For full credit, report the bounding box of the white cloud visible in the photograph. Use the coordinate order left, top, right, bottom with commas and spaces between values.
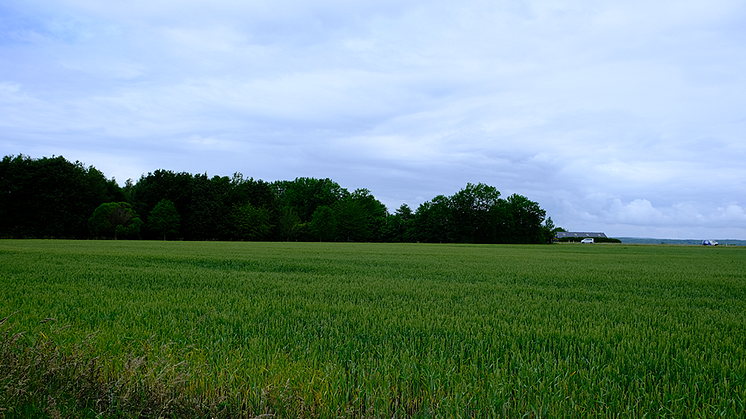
551, 195, 746, 239
186, 135, 245, 152
609, 199, 664, 225
713, 204, 746, 225
2, 0, 746, 238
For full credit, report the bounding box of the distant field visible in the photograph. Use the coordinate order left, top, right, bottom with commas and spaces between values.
618, 237, 746, 246
1, 240, 745, 417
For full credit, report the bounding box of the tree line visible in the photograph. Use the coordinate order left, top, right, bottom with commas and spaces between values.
1, 154, 560, 243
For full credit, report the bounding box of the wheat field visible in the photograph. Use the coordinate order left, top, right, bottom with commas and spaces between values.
1, 240, 744, 417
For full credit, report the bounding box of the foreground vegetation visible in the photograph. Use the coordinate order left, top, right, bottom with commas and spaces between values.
1, 240, 744, 417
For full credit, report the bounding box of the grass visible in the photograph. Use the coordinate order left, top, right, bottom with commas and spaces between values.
1, 240, 745, 417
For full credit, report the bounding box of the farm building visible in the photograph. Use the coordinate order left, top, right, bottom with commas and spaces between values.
556, 232, 607, 239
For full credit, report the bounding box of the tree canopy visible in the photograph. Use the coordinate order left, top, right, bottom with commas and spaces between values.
2, 154, 560, 243
1, 154, 123, 238
148, 199, 181, 240
88, 202, 143, 239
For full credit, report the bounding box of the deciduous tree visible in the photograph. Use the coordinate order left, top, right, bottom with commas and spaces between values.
231, 202, 273, 241
308, 205, 336, 241
504, 194, 547, 244
148, 199, 180, 240
279, 207, 304, 241
411, 195, 453, 243
450, 183, 501, 243
273, 177, 346, 223
0, 154, 121, 238
88, 202, 142, 239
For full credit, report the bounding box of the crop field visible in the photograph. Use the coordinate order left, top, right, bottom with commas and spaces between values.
1, 240, 745, 418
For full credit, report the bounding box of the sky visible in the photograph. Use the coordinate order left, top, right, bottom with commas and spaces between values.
2, 0, 745, 239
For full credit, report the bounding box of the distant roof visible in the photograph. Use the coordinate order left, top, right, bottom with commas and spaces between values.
556, 232, 608, 238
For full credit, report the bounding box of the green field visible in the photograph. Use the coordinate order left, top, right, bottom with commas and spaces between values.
1, 240, 745, 418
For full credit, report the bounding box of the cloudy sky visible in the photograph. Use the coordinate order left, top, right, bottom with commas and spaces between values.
2, 0, 745, 239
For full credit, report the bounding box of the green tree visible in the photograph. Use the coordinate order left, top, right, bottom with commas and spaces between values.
308, 205, 337, 241
88, 202, 143, 239
231, 202, 273, 241
395, 203, 414, 220
330, 188, 389, 242
132, 171, 276, 241
334, 199, 368, 241
229, 173, 277, 209
503, 194, 547, 244
148, 199, 181, 240
279, 207, 304, 241
0, 154, 122, 238
179, 174, 234, 240
450, 183, 501, 243
382, 204, 415, 242
541, 216, 556, 243
273, 177, 347, 223
130, 169, 193, 239
229, 174, 279, 240
349, 188, 389, 241
411, 195, 453, 243
489, 200, 513, 244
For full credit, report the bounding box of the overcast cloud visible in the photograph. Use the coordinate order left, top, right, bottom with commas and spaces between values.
2, 0, 745, 239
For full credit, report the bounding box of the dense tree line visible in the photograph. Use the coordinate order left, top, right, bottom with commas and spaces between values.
0, 155, 123, 238
1, 154, 557, 243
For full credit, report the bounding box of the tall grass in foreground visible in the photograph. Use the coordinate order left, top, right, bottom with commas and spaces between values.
1, 240, 745, 417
